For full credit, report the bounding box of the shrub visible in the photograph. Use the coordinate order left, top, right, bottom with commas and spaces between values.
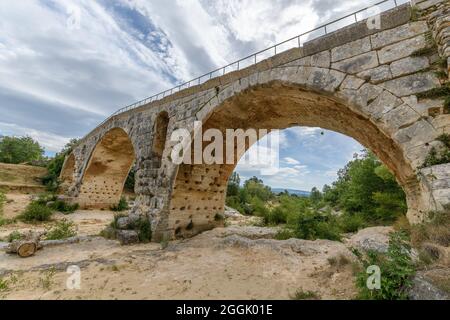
45, 219, 77, 240
49, 200, 79, 214
275, 228, 295, 240
135, 217, 152, 243
19, 202, 53, 222
0, 278, 8, 292
7, 231, 23, 242
110, 197, 128, 212
338, 213, 367, 233
354, 231, 415, 300
290, 208, 341, 241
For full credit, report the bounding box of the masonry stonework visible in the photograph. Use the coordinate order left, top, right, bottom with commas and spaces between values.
60, 0, 450, 241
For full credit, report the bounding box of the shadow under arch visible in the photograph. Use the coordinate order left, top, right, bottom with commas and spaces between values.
77, 127, 135, 209
167, 81, 424, 239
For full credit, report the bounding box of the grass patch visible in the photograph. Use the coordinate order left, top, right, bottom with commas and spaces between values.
18, 202, 53, 222
0, 278, 8, 292
416, 85, 450, 100
39, 267, 56, 290
45, 219, 77, 240
290, 289, 320, 300
410, 210, 450, 247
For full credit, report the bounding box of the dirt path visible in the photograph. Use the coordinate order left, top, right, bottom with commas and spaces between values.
0, 224, 358, 300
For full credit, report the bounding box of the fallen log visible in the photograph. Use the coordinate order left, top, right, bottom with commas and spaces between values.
4, 231, 45, 258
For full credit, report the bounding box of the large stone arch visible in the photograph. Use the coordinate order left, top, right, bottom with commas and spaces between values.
77, 127, 136, 209
166, 74, 438, 239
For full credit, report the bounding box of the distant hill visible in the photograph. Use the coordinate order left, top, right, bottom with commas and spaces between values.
271, 188, 310, 197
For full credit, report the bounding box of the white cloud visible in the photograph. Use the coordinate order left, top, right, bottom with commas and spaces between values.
284, 157, 300, 165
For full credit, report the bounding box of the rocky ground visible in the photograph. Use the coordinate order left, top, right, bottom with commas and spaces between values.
0, 200, 365, 300
0, 188, 447, 300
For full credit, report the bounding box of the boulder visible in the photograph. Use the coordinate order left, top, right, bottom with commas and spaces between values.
408, 272, 449, 300
116, 230, 139, 245
346, 226, 393, 253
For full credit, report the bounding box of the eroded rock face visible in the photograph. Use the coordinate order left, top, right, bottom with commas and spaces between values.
61, 0, 450, 241
409, 272, 450, 300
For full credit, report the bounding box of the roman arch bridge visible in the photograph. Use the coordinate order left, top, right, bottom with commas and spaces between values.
60, 0, 450, 241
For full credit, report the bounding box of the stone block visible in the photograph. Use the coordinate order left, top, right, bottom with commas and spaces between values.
378, 34, 428, 64
331, 51, 379, 74
357, 65, 393, 83
380, 72, 440, 97
390, 56, 430, 78
331, 36, 371, 62
116, 230, 139, 245
371, 21, 429, 49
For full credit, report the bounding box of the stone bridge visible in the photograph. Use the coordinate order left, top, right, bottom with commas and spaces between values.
60, 0, 450, 241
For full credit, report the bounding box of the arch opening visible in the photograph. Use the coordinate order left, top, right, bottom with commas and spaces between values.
152, 111, 169, 169
167, 81, 423, 238
78, 127, 135, 209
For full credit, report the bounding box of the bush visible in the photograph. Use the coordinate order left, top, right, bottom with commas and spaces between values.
354, 231, 415, 300
45, 219, 77, 240
49, 200, 79, 214
110, 197, 128, 211
19, 202, 53, 222
289, 208, 341, 241
135, 217, 152, 243
338, 213, 367, 233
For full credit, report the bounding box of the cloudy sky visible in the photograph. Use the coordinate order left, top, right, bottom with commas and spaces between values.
0, 0, 406, 191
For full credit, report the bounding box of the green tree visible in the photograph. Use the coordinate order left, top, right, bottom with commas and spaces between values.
0, 136, 44, 164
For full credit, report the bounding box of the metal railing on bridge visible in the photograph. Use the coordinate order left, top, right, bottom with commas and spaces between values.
86, 0, 407, 137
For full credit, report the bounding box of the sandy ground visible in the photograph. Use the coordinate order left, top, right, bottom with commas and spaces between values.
0, 192, 114, 240
0, 226, 358, 300
0, 203, 359, 300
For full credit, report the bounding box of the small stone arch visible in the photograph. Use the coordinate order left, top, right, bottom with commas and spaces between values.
77, 127, 136, 209
151, 111, 170, 169
59, 153, 76, 193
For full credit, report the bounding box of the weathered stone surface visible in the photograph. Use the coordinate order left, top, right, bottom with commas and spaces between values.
371, 21, 428, 49
380, 72, 440, 96
357, 65, 392, 83
116, 230, 139, 245
365, 90, 403, 121
331, 37, 371, 62
408, 273, 449, 300
331, 51, 378, 74
339, 75, 365, 90
378, 35, 428, 64
310, 50, 330, 68
390, 56, 430, 78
